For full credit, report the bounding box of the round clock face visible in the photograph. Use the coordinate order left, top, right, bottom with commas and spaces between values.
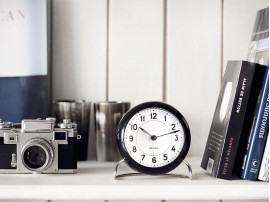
117, 102, 190, 175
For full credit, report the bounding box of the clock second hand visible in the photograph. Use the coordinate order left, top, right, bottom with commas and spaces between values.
153, 137, 155, 157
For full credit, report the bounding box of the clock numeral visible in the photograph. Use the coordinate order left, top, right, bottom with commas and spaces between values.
171, 123, 176, 130
152, 157, 156, 163
133, 146, 137, 152
129, 135, 133, 142
164, 115, 167, 121
140, 115, 145, 122
163, 154, 168, 160
150, 113, 157, 119
131, 124, 137, 130
175, 134, 178, 141
141, 154, 145, 161
171, 146, 175, 152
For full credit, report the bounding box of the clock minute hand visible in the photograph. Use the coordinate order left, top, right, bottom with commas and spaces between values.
139, 127, 152, 137
157, 130, 180, 138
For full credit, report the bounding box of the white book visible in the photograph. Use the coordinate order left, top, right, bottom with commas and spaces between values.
258, 135, 269, 181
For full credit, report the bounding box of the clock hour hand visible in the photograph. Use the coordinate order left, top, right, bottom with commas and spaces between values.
157, 130, 180, 138
139, 127, 152, 137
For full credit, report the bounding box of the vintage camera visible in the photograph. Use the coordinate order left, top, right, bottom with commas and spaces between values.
0, 118, 77, 174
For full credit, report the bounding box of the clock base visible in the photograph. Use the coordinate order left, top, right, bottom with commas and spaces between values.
114, 158, 193, 180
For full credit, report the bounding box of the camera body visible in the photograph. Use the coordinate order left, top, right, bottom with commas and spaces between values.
0, 118, 77, 174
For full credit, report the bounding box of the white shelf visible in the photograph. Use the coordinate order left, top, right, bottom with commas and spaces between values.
0, 157, 268, 200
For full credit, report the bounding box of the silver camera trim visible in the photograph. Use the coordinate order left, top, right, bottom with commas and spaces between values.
21, 138, 54, 173
22, 119, 54, 133
4, 133, 18, 144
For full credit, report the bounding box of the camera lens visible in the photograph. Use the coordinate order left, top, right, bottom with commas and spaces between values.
23, 146, 47, 169
21, 138, 54, 172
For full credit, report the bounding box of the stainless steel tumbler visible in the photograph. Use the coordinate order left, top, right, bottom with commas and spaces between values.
53, 100, 91, 161
94, 102, 131, 161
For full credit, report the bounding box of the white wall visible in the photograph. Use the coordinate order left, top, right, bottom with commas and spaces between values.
52, 0, 269, 160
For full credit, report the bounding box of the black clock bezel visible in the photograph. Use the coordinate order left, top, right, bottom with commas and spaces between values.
116, 101, 191, 175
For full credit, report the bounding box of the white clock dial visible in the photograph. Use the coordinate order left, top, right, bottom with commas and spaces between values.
124, 107, 185, 168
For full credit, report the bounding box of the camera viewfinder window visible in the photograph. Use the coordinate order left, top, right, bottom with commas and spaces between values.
54, 132, 67, 140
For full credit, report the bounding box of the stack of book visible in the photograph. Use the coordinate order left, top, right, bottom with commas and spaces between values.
201, 7, 269, 181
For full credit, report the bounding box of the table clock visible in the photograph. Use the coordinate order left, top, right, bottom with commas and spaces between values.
115, 101, 192, 179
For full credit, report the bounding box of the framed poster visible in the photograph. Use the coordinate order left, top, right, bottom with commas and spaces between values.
0, 0, 49, 122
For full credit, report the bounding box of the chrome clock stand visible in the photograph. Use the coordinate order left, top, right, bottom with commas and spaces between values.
114, 158, 193, 180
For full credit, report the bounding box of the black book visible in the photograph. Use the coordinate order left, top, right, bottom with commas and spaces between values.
201, 61, 266, 180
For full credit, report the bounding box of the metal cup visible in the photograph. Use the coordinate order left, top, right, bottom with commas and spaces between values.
94, 102, 130, 161
53, 100, 91, 161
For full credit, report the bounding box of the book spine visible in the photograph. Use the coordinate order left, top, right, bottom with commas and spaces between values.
233, 64, 267, 177
217, 62, 256, 179
200, 61, 243, 177
241, 67, 269, 180
258, 135, 269, 181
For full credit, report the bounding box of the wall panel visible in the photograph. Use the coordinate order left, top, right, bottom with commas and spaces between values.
108, 0, 164, 106
166, 0, 222, 157
223, 0, 268, 73
52, 0, 107, 159
52, 0, 107, 101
